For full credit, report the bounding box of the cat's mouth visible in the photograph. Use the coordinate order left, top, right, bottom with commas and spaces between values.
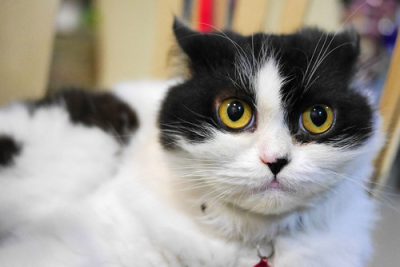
250, 178, 293, 194
266, 179, 283, 190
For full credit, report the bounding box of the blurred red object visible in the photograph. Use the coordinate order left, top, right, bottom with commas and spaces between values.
199, 0, 214, 32
254, 257, 271, 267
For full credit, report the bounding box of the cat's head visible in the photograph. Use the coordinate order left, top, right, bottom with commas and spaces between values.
159, 20, 383, 216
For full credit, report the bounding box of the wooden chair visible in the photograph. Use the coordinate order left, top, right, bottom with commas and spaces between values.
373, 36, 400, 191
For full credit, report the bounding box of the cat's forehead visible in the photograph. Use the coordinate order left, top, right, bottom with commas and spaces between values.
253, 59, 283, 115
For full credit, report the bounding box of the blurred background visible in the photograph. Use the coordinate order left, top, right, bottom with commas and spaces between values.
0, 0, 399, 266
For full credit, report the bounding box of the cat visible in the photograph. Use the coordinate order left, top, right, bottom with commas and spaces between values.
0, 19, 384, 267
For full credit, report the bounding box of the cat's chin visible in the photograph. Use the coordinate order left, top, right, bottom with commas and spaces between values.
224, 189, 303, 216
219, 178, 310, 216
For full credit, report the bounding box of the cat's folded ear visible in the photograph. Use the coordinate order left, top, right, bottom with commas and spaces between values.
335, 28, 360, 64
173, 18, 199, 56
173, 18, 242, 74
300, 27, 360, 62
298, 27, 361, 76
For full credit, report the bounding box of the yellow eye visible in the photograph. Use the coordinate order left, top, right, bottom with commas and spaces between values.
302, 105, 334, 134
218, 98, 253, 130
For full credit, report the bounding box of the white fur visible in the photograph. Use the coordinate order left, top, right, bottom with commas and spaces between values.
0, 103, 121, 234
0, 72, 383, 267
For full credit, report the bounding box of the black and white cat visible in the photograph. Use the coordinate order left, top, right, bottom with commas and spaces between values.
0, 20, 383, 267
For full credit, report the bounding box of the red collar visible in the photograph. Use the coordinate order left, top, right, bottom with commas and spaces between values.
254, 243, 274, 267
254, 257, 271, 267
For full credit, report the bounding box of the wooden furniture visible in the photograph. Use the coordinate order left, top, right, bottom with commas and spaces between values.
373, 36, 400, 191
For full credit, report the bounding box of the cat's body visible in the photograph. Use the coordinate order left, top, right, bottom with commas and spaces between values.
0, 22, 384, 267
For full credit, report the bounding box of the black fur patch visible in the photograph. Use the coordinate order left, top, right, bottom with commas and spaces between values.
35, 89, 139, 143
201, 203, 207, 213
0, 135, 21, 166
159, 20, 373, 149
160, 21, 256, 148
159, 78, 256, 148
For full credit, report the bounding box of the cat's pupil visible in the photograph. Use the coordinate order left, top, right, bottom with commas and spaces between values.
310, 106, 327, 127
227, 101, 244, 121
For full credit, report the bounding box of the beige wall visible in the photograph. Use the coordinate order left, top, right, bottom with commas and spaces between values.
96, 0, 182, 87
265, 0, 340, 33
305, 0, 341, 31
0, 0, 59, 105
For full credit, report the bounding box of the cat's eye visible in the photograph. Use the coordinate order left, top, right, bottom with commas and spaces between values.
301, 105, 334, 134
218, 98, 253, 130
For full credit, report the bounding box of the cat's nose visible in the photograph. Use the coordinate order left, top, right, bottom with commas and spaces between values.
265, 158, 289, 175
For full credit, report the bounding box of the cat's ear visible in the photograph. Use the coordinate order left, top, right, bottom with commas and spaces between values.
173, 18, 199, 57
336, 28, 360, 65
173, 18, 241, 73
299, 27, 360, 67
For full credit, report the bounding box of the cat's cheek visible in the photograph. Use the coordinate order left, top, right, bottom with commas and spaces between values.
279, 143, 352, 194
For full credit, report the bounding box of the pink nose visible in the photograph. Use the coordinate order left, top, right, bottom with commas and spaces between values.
260, 156, 289, 175
260, 152, 276, 165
